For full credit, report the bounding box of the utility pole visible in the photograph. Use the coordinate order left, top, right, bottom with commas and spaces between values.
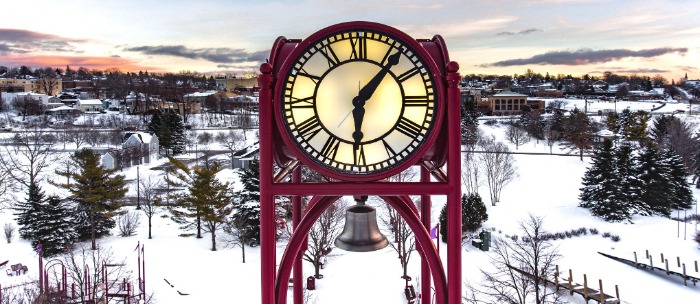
136, 166, 141, 210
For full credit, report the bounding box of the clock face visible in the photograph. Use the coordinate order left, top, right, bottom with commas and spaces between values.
279, 28, 439, 177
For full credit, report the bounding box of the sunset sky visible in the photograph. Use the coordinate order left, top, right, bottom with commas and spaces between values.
1, 0, 698, 81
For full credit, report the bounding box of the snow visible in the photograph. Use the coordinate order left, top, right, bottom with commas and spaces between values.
2, 99, 700, 303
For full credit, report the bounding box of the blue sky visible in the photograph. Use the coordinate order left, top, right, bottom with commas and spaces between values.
1, 0, 698, 80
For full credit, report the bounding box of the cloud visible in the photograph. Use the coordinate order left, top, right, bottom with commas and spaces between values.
590, 68, 669, 74
484, 47, 688, 67
496, 28, 543, 36
0, 29, 87, 54
123, 45, 268, 64
0, 55, 160, 72
678, 65, 697, 72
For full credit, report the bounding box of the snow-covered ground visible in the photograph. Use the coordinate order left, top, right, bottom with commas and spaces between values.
1, 99, 700, 303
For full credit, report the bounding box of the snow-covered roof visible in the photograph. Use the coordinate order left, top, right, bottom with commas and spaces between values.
48, 105, 77, 111
126, 132, 155, 144
78, 99, 103, 105
185, 91, 218, 98
492, 91, 526, 97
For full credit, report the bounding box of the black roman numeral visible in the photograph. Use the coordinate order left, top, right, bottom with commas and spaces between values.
380, 42, 398, 66
349, 34, 367, 60
403, 96, 430, 107
295, 116, 322, 140
396, 117, 423, 138
297, 68, 321, 84
318, 44, 340, 68
289, 96, 314, 109
320, 136, 340, 160
397, 67, 420, 83
382, 139, 397, 157
353, 144, 366, 166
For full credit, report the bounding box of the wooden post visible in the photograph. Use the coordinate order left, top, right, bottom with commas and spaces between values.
645, 249, 649, 259
661, 252, 664, 262
683, 264, 688, 286
665, 259, 669, 273
695, 260, 698, 272
599, 279, 604, 303
555, 265, 560, 290
583, 274, 588, 299
650, 256, 654, 271
634, 251, 638, 267
615, 285, 620, 302
568, 269, 574, 295
677, 256, 681, 268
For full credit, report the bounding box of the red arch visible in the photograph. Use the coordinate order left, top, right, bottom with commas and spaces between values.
274, 195, 446, 303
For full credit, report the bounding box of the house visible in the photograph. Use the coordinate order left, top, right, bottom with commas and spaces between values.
77, 99, 104, 113
47, 105, 81, 118
122, 132, 159, 166
101, 150, 117, 170
488, 91, 528, 116
232, 143, 259, 170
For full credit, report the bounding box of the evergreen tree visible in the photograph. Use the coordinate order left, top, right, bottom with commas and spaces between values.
635, 145, 675, 216
54, 149, 127, 250
609, 142, 641, 221
438, 193, 488, 242
233, 159, 262, 246
190, 162, 232, 251
661, 149, 694, 210
230, 159, 288, 246
648, 115, 673, 147
579, 139, 627, 220
33, 196, 78, 257
561, 108, 596, 161
460, 94, 481, 146
148, 110, 186, 155
14, 183, 43, 239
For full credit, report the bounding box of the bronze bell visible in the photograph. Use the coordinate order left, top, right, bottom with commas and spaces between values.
335, 197, 389, 252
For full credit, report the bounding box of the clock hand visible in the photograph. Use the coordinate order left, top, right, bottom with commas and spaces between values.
350, 52, 400, 149
337, 81, 361, 128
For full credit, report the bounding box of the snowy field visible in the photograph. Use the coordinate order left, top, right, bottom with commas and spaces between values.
1, 98, 700, 304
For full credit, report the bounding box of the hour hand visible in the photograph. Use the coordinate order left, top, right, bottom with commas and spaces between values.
351, 105, 364, 149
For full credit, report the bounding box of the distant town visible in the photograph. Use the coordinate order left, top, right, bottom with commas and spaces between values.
1, 65, 699, 122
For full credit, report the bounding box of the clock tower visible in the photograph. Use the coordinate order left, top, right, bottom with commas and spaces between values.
258, 21, 463, 304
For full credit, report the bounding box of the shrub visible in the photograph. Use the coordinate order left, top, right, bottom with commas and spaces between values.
610, 235, 620, 242
589, 228, 599, 235
3, 223, 15, 244
694, 231, 700, 247
602, 232, 611, 238
118, 210, 141, 237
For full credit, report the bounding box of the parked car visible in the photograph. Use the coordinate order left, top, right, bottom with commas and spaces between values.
0, 126, 12, 132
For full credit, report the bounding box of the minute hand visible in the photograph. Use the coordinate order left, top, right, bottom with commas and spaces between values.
353, 51, 401, 105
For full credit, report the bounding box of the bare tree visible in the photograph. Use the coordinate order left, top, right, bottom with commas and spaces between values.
478, 136, 518, 206
462, 150, 482, 196
4, 222, 15, 243
304, 198, 347, 279
543, 128, 561, 155
0, 283, 40, 303
465, 214, 563, 304
12, 95, 44, 121
222, 214, 255, 263
380, 199, 416, 281
62, 244, 129, 304
215, 130, 245, 169
0, 130, 56, 192
66, 128, 87, 150
506, 123, 530, 150
139, 174, 163, 239
118, 210, 141, 237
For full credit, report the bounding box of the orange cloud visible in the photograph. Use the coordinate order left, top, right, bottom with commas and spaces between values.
0, 55, 163, 72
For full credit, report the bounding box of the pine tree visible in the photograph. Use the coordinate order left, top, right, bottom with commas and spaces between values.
438, 193, 488, 242
191, 162, 232, 251
561, 108, 595, 161
662, 149, 694, 210
233, 159, 262, 246
229, 159, 288, 246
609, 142, 641, 221
54, 149, 127, 250
148, 110, 186, 155
579, 139, 627, 220
636, 145, 675, 216
14, 183, 43, 239
165, 111, 186, 154
33, 196, 78, 257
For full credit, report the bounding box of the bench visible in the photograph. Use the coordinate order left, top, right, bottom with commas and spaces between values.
6, 263, 27, 276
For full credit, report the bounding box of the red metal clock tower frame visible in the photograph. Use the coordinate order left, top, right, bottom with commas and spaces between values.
258, 21, 462, 304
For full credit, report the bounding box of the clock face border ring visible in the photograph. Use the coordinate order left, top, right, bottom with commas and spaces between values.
273, 21, 445, 182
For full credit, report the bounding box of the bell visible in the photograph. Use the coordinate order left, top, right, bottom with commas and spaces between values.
335, 197, 389, 252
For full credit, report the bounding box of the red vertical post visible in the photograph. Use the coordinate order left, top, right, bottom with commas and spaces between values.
39, 248, 44, 293
420, 166, 432, 303
259, 63, 276, 304
445, 61, 462, 304
142, 244, 146, 300
292, 166, 303, 304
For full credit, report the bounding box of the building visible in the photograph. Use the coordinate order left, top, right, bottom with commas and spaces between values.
77, 99, 104, 113
489, 91, 528, 116
0, 78, 62, 94
122, 132, 160, 166
215, 77, 258, 94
